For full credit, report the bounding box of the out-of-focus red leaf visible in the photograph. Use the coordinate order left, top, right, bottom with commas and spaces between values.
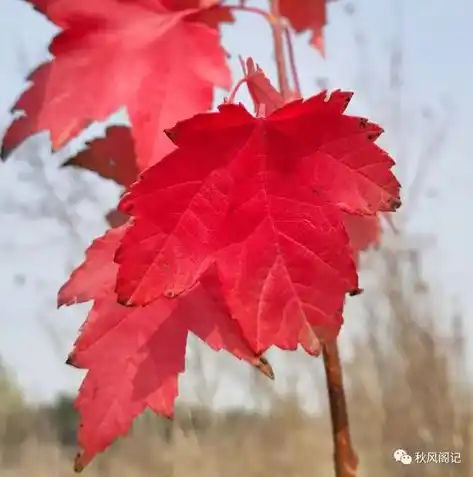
1, 0, 231, 169
280, 0, 335, 55
63, 126, 137, 187
166, 0, 234, 28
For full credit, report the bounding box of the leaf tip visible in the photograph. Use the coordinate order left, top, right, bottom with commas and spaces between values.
164, 128, 177, 144
367, 130, 383, 142
73, 451, 86, 473
389, 197, 402, 211
255, 355, 275, 380
60, 157, 75, 170
348, 288, 363, 297
57, 285, 74, 308
65, 352, 82, 369
0, 143, 12, 161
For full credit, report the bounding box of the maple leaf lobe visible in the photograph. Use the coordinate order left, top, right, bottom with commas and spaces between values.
62, 126, 138, 187
57, 225, 126, 307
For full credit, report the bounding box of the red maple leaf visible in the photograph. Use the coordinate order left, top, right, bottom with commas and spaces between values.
113, 91, 400, 353
60, 226, 272, 470
62, 126, 138, 187
279, 0, 335, 55
1, 0, 231, 169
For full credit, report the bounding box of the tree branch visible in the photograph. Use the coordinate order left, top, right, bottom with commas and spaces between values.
323, 340, 359, 477
269, 0, 291, 100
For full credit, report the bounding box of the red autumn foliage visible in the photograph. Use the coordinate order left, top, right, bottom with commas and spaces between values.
239, 58, 382, 253
59, 225, 272, 471
63, 126, 138, 187
114, 91, 399, 348
279, 0, 334, 54
2, 0, 230, 168
68, 60, 384, 253
1, 0, 401, 472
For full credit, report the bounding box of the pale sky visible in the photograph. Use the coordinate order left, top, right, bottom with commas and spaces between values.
0, 0, 472, 404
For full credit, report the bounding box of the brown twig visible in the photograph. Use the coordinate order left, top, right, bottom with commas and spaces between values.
283, 26, 301, 98
323, 340, 359, 477
269, 0, 291, 100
